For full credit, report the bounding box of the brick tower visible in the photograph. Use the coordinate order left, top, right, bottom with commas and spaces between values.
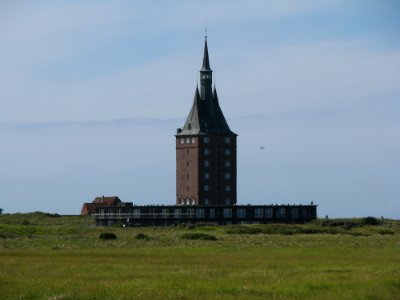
176, 37, 237, 206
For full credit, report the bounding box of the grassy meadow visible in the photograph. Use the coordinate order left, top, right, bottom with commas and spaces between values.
0, 213, 399, 299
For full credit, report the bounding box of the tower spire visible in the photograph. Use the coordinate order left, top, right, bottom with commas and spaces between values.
202, 34, 211, 71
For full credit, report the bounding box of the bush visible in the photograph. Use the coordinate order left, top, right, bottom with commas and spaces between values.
362, 217, 381, 226
99, 232, 117, 240
181, 233, 217, 241
135, 233, 150, 240
225, 226, 262, 234
225, 226, 262, 235
378, 229, 394, 235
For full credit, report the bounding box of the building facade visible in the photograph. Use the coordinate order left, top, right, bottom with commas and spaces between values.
175, 38, 237, 206
94, 204, 317, 227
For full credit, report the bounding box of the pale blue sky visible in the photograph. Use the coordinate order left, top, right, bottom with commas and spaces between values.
0, 1, 399, 218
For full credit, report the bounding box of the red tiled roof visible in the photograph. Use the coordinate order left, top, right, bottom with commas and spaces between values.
92, 196, 121, 205
81, 196, 122, 215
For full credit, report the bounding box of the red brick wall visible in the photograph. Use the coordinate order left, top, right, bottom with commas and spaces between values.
176, 135, 237, 205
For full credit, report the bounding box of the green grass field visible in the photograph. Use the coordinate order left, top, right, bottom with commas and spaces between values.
1, 213, 399, 299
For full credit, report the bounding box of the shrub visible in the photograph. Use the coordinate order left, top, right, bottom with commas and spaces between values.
378, 229, 394, 235
181, 233, 217, 241
362, 217, 381, 226
135, 233, 150, 240
99, 232, 117, 240
225, 226, 262, 235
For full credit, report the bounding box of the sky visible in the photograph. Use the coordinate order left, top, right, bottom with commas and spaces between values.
0, 0, 399, 218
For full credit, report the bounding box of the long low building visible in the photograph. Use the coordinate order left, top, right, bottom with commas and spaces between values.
94, 204, 317, 227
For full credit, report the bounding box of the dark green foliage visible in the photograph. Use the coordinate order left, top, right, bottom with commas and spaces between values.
225, 226, 262, 234
362, 216, 381, 225
225, 225, 340, 235
378, 229, 394, 235
99, 232, 117, 240
320, 219, 359, 228
181, 232, 217, 240
135, 233, 150, 240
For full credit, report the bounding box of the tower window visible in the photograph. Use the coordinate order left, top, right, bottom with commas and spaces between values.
204, 148, 210, 155
186, 138, 190, 143
204, 185, 209, 191
225, 161, 231, 167
225, 137, 231, 144
225, 173, 230, 180
204, 173, 210, 179
204, 198, 209, 205
225, 149, 231, 155
191, 137, 195, 143
225, 185, 231, 191
204, 137, 209, 143
204, 160, 210, 167
180, 138, 185, 144
225, 199, 230, 205
188, 123, 192, 130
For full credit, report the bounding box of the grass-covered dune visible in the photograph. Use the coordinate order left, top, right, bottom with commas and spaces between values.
1, 212, 399, 299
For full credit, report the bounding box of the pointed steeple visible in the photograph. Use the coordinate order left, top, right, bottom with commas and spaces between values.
199, 36, 213, 100
176, 38, 236, 136
201, 38, 211, 71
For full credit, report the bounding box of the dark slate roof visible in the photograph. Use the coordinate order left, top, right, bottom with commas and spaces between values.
178, 86, 236, 136
177, 40, 236, 136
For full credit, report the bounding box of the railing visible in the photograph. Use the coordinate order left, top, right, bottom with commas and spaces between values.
93, 213, 196, 219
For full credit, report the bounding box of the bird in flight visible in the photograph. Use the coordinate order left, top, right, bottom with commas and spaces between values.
260, 146, 266, 149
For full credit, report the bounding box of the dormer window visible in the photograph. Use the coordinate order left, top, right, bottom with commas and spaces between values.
188, 123, 192, 130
